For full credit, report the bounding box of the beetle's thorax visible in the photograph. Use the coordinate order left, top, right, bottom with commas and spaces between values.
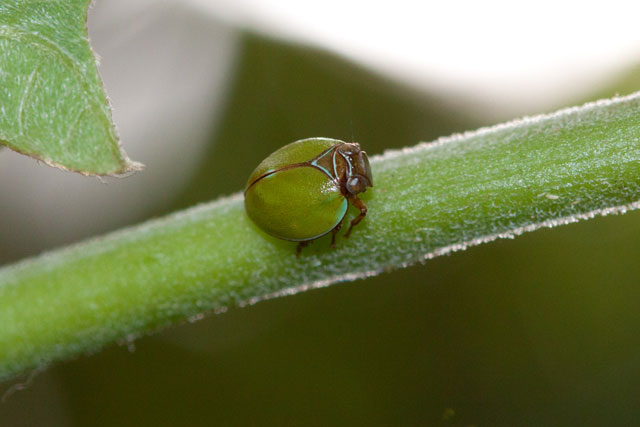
310, 142, 373, 196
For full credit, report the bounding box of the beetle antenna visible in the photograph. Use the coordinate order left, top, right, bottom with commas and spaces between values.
350, 119, 355, 143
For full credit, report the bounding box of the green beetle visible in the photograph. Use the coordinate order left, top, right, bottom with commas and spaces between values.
244, 137, 373, 255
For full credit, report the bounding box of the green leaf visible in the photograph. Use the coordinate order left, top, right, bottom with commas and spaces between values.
0, 0, 141, 175
1, 93, 639, 380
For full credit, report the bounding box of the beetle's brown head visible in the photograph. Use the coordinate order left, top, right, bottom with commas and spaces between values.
339, 143, 373, 195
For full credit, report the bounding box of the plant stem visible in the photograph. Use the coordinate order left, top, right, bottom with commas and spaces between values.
1, 93, 639, 381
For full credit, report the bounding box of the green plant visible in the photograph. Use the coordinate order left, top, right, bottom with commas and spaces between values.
1, 92, 639, 380
1, 0, 639, 390
0, 0, 140, 174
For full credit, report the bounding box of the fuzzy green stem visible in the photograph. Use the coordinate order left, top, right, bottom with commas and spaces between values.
1, 94, 639, 381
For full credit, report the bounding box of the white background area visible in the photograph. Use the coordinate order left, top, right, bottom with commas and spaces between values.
191, 0, 640, 113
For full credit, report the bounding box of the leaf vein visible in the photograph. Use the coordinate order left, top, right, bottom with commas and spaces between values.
17, 61, 40, 136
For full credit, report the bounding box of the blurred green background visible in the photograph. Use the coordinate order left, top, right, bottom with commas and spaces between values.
1, 2, 640, 426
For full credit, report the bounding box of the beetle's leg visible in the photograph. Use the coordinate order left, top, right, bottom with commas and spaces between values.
331, 221, 343, 248
296, 241, 310, 257
344, 195, 367, 238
